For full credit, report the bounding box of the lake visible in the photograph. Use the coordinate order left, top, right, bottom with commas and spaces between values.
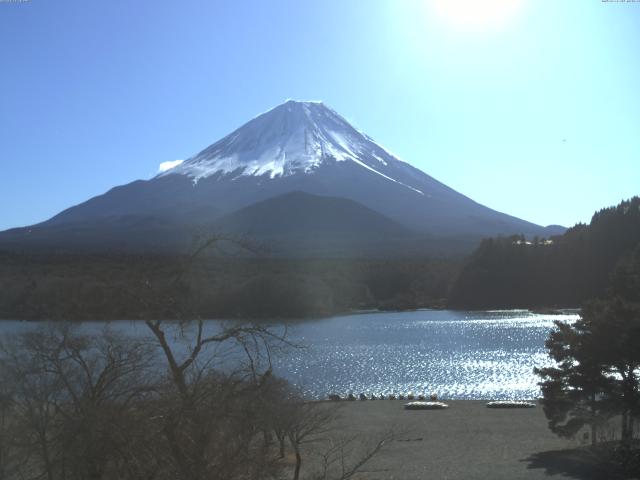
0, 309, 578, 400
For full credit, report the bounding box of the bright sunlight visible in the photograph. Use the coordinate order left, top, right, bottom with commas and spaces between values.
430, 0, 525, 32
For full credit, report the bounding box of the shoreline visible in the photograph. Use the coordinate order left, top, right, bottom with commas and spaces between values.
325, 400, 617, 479
0, 306, 581, 323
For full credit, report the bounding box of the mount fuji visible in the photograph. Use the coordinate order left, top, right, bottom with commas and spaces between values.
0, 100, 563, 255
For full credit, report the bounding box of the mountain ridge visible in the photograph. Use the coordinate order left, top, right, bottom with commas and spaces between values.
0, 100, 565, 255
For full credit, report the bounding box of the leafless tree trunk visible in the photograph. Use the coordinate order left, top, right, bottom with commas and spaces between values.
0, 235, 395, 480
282, 399, 339, 480
311, 431, 397, 480
0, 324, 157, 480
133, 235, 293, 480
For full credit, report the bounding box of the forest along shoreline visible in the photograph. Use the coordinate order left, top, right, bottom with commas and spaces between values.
1, 197, 637, 322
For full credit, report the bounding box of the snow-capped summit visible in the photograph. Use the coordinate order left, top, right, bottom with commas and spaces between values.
159, 100, 423, 194
0, 100, 565, 255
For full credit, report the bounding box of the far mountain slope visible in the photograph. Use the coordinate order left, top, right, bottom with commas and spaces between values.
213, 191, 423, 256
0, 100, 564, 255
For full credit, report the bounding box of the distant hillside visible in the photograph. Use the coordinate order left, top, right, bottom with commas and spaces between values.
216, 191, 412, 237
449, 197, 640, 309
0, 191, 483, 257
212, 191, 429, 256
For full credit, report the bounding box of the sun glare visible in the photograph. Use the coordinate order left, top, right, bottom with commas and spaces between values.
431, 0, 525, 32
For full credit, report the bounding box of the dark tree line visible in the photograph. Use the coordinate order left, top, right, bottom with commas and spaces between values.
0, 252, 460, 320
449, 197, 640, 309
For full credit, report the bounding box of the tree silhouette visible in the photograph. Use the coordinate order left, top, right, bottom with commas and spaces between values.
536, 243, 640, 455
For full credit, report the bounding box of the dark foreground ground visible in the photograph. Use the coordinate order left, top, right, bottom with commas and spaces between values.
327, 400, 630, 480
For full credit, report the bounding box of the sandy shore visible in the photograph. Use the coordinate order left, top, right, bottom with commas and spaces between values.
325, 400, 619, 480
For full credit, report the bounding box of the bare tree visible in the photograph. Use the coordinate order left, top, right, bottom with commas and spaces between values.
0, 363, 26, 480
311, 431, 397, 480
0, 235, 397, 480
285, 400, 338, 480
129, 235, 294, 480
139, 317, 292, 480
280, 394, 398, 480
0, 324, 157, 480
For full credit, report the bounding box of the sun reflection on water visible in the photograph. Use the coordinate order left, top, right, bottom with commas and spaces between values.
273, 310, 578, 400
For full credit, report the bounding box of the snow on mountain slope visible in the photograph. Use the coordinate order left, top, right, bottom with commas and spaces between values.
159, 100, 424, 195
0, 99, 565, 255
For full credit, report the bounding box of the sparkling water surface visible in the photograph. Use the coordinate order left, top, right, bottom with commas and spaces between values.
0, 309, 578, 400
271, 309, 577, 400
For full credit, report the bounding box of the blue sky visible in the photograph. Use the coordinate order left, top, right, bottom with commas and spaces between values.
0, 0, 638, 230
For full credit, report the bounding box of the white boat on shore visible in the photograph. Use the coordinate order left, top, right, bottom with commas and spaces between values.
486, 401, 536, 409
404, 401, 449, 410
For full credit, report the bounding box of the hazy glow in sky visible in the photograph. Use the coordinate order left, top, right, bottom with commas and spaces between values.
0, 0, 638, 230
430, 0, 525, 32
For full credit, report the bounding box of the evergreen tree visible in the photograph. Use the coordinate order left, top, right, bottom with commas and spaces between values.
536, 244, 640, 447
534, 316, 613, 445
450, 196, 640, 309
581, 298, 640, 444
